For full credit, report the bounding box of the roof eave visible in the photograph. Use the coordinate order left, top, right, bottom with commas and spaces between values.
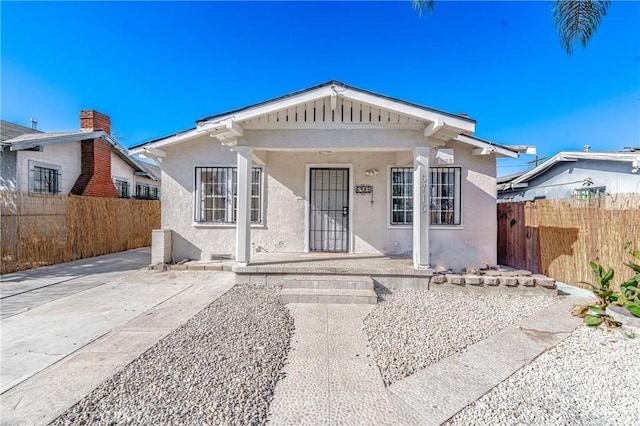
9, 131, 153, 178
453, 134, 520, 158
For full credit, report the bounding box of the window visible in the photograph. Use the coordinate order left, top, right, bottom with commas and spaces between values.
390, 167, 413, 225
389, 166, 462, 226
31, 165, 60, 194
114, 179, 130, 198
195, 166, 262, 224
573, 186, 605, 199
135, 183, 159, 200
430, 167, 461, 225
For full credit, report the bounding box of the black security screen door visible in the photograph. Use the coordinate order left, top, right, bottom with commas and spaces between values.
309, 168, 349, 252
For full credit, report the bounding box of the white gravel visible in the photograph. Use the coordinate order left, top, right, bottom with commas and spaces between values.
364, 288, 558, 385
52, 285, 294, 426
446, 326, 640, 425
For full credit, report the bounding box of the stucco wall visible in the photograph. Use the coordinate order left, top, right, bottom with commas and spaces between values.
161, 131, 498, 269
499, 159, 640, 201
429, 140, 497, 270
16, 142, 81, 193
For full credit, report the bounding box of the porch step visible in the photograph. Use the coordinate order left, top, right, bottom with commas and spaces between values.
280, 288, 377, 305
282, 275, 374, 290
280, 275, 376, 304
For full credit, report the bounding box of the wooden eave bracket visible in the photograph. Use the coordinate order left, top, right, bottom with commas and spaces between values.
423, 119, 445, 138
207, 119, 244, 142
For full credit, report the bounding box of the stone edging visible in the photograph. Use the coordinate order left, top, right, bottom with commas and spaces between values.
431, 272, 556, 290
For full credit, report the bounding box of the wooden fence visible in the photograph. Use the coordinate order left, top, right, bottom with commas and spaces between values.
497, 194, 640, 291
1, 192, 160, 274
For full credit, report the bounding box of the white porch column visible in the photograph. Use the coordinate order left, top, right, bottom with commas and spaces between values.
413, 146, 431, 268
235, 146, 252, 266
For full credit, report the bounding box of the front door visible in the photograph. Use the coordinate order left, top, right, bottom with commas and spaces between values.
309, 168, 349, 252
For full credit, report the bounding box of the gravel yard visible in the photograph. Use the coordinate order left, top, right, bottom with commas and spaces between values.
52, 285, 294, 426
364, 288, 558, 385
446, 326, 640, 425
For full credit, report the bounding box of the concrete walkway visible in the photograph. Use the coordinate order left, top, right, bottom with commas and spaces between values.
1, 270, 235, 426
268, 304, 422, 425
268, 294, 593, 425
1, 247, 151, 319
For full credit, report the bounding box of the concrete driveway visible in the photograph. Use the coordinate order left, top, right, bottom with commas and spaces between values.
1, 247, 152, 319
0, 249, 235, 425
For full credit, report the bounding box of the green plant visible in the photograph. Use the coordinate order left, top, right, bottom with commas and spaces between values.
573, 243, 640, 327
618, 242, 640, 316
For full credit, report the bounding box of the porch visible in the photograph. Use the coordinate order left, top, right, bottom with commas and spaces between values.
163, 252, 433, 291
162, 251, 557, 298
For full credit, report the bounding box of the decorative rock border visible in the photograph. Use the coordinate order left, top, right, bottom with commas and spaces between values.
429, 270, 557, 295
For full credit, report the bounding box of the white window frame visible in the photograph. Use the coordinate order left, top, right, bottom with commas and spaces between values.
388, 166, 414, 228
193, 165, 264, 227
387, 164, 463, 228
430, 166, 462, 226
28, 160, 61, 194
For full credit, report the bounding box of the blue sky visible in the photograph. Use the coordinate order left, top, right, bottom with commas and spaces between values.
2, 1, 639, 175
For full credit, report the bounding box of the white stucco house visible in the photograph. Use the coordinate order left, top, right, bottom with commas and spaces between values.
130, 81, 526, 270
1, 111, 159, 199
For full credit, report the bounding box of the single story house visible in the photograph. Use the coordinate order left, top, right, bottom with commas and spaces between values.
130, 81, 526, 270
1, 111, 159, 198
498, 149, 640, 201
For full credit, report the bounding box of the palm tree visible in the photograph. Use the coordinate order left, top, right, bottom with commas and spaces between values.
553, 0, 611, 54
412, 0, 611, 55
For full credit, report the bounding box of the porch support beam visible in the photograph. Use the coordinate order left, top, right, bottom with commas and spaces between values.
413, 146, 431, 268
234, 146, 253, 266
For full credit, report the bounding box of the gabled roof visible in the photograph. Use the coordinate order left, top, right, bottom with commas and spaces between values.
4, 129, 157, 180
196, 80, 476, 126
130, 81, 522, 159
0, 120, 41, 144
498, 150, 640, 191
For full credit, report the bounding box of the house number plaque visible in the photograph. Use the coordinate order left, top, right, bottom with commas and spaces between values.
355, 184, 373, 194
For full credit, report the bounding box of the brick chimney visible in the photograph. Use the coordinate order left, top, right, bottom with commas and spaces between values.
71, 110, 118, 197
80, 109, 111, 135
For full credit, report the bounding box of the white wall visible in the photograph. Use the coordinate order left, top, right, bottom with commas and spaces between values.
111, 152, 135, 189
16, 142, 81, 193
429, 140, 497, 270
161, 131, 498, 269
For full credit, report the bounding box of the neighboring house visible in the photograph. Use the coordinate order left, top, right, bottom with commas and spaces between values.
497, 150, 640, 201
0, 110, 159, 198
130, 81, 524, 270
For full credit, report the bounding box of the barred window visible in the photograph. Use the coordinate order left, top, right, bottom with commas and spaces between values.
390, 167, 413, 225
135, 183, 159, 200
195, 166, 262, 224
114, 179, 130, 198
430, 167, 461, 225
31, 165, 60, 194
389, 166, 462, 226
